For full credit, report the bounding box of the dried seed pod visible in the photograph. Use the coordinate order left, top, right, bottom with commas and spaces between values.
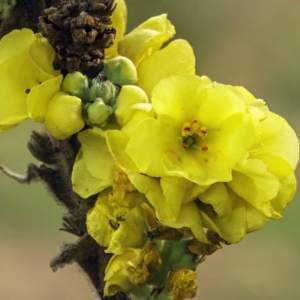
39, 0, 116, 77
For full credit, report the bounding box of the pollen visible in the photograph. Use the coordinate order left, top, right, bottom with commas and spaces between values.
201, 145, 208, 151
25, 88, 31, 94
199, 126, 207, 139
182, 121, 192, 137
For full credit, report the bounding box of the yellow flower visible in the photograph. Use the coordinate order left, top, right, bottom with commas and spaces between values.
105, 74, 298, 244
0, 28, 62, 131
87, 186, 147, 255
104, 248, 139, 296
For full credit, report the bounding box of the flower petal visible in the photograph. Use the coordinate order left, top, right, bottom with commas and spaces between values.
78, 127, 116, 180
105, 129, 140, 173
29, 33, 60, 76
126, 118, 177, 177
128, 173, 177, 222
106, 0, 127, 59
115, 85, 149, 126
229, 158, 279, 204
136, 39, 196, 98
162, 147, 232, 186
27, 75, 63, 121
0, 51, 49, 128
199, 183, 232, 221
104, 248, 138, 296
200, 206, 247, 244
195, 83, 247, 129
119, 14, 175, 66
244, 202, 269, 233
0, 28, 35, 64
254, 112, 299, 170
106, 205, 148, 254
151, 75, 211, 125
271, 173, 297, 213
163, 202, 209, 243
72, 149, 111, 198
214, 112, 255, 168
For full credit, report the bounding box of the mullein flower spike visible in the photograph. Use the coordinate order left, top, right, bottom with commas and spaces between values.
0, 0, 298, 300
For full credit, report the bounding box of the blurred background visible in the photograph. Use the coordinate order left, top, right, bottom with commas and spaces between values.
1, 0, 300, 299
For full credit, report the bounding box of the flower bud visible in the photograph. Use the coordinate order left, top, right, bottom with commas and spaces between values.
89, 79, 118, 104
104, 55, 137, 86
62, 71, 88, 98
87, 98, 112, 126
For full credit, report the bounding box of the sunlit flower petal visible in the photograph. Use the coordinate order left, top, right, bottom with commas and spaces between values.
119, 14, 175, 66
136, 39, 196, 98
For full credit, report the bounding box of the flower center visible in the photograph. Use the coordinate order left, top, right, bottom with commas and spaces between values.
180, 120, 208, 151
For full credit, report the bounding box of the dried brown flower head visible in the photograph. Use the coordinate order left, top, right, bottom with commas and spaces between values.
39, 0, 116, 77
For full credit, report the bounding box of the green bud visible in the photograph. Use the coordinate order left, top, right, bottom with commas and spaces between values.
62, 72, 88, 98
104, 56, 137, 86
89, 82, 101, 102
87, 98, 111, 126
98, 80, 118, 104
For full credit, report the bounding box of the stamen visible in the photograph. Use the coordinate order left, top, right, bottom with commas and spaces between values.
182, 121, 192, 137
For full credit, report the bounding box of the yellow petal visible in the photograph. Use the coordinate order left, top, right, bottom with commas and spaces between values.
0, 28, 35, 64
126, 118, 177, 177
151, 75, 211, 125
44, 91, 85, 139
163, 146, 232, 186
229, 158, 280, 204
214, 112, 256, 168
128, 173, 176, 222
163, 202, 209, 243
71, 149, 111, 198
244, 202, 269, 232
115, 85, 149, 126
0, 52, 47, 129
250, 153, 294, 180
27, 75, 63, 121
160, 177, 208, 221
104, 248, 138, 296
78, 127, 116, 180
121, 108, 155, 137
87, 191, 147, 255
195, 83, 247, 129
119, 14, 175, 66
199, 183, 232, 221
160, 178, 187, 221
106, 205, 148, 254
271, 173, 297, 213
136, 39, 196, 98
255, 112, 299, 170
106, 0, 127, 59
200, 206, 247, 244
105, 129, 140, 173
29, 33, 60, 76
